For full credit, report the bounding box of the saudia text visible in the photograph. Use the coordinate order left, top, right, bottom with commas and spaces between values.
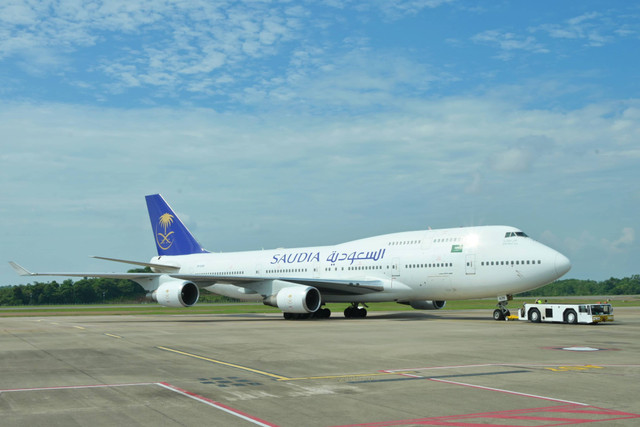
270, 249, 386, 266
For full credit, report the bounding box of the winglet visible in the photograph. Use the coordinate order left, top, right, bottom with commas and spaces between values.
9, 262, 35, 276
145, 194, 209, 256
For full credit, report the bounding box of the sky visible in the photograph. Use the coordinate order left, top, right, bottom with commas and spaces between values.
1, 0, 639, 287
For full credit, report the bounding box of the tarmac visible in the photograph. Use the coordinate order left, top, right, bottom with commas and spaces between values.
1, 307, 639, 426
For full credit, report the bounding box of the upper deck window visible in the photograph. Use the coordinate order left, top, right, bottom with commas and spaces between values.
505, 231, 529, 238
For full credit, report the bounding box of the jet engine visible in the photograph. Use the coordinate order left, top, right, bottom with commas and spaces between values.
406, 300, 446, 310
264, 286, 321, 313
151, 280, 199, 307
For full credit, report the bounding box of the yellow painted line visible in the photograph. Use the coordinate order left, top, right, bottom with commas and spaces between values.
104, 333, 122, 339
74, 326, 85, 330
157, 346, 290, 380
545, 365, 604, 372
279, 371, 414, 381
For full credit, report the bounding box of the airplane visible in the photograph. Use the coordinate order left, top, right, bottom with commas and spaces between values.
10, 194, 571, 320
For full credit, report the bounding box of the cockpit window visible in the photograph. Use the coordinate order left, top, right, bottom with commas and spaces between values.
505, 231, 529, 238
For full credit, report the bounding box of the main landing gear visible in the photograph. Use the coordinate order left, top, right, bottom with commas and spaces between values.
282, 303, 369, 320
492, 295, 512, 321
344, 303, 368, 319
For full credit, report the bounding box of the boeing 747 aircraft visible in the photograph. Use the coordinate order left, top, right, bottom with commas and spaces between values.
10, 194, 571, 320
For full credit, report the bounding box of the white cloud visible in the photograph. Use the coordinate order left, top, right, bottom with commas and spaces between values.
1, 2, 639, 285
1, 92, 639, 285
0, 0, 306, 93
471, 30, 549, 59
488, 135, 557, 174
490, 147, 534, 173
603, 227, 635, 253
533, 12, 613, 47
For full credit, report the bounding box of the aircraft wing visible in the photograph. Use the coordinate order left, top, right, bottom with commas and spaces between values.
169, 274, 386, 295
91, 256, 181, 272
9, 261, 163, 281
255, 277, 385, 295
10, 262, 384, 295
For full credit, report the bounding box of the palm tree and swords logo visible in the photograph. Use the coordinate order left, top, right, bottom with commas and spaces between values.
156, 213, 176, 250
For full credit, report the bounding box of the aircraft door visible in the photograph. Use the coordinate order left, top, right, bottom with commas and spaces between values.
465, 255, 476, 275
392, 258, 400, 277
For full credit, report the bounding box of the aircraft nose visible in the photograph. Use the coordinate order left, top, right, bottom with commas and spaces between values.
554, 252, 571, 277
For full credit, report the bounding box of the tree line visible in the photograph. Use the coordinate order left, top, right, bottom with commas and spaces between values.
519, 275, 640, 297
1, 274, 638, 306
0, 268, 234, 306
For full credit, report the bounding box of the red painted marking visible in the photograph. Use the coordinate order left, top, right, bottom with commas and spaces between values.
332, 405, 640, 427
500, 414, 600, 422
545, 405, 634, 415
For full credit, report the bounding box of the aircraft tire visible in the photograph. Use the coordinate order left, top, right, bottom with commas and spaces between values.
344, 306, 367, 319
318, 308, 331, 319
493, 309, 504, 321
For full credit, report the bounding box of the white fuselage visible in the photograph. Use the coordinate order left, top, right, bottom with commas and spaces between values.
151, 225, 571, 304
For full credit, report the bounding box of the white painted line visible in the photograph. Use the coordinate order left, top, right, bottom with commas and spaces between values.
383, 362, 640, 373
428, 377, 589, 406
157, 382, 278, 427
0, 383, 155, 393
0, 382, 279, 426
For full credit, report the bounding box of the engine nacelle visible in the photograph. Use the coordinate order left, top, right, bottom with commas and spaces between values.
265, 286, 321, 314
151, 280, 199, 307
408, 300, 446, 310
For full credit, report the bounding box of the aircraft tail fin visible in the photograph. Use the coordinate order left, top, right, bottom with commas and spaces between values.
145, 194, 209, 256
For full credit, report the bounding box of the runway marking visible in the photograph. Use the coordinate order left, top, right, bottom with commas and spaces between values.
156, 346, 290, 380
332, 405, 640, 426
0, 382, 279, 427
427, 377, 588, 406
347, 370, 529, 384
199, 376, 263, 387
73, 326, 85, 330
104, 333, 122, 339
158, 382, 279, 427
0, 382, 155, 393
382, 362, 640, 373
546, 364, 604, 372
280, 372, 413, 382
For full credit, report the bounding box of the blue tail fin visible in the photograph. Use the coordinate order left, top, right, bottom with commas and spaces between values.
145, 194, 209, 256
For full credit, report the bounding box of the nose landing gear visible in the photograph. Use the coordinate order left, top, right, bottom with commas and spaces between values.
493, 295, 512, 321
